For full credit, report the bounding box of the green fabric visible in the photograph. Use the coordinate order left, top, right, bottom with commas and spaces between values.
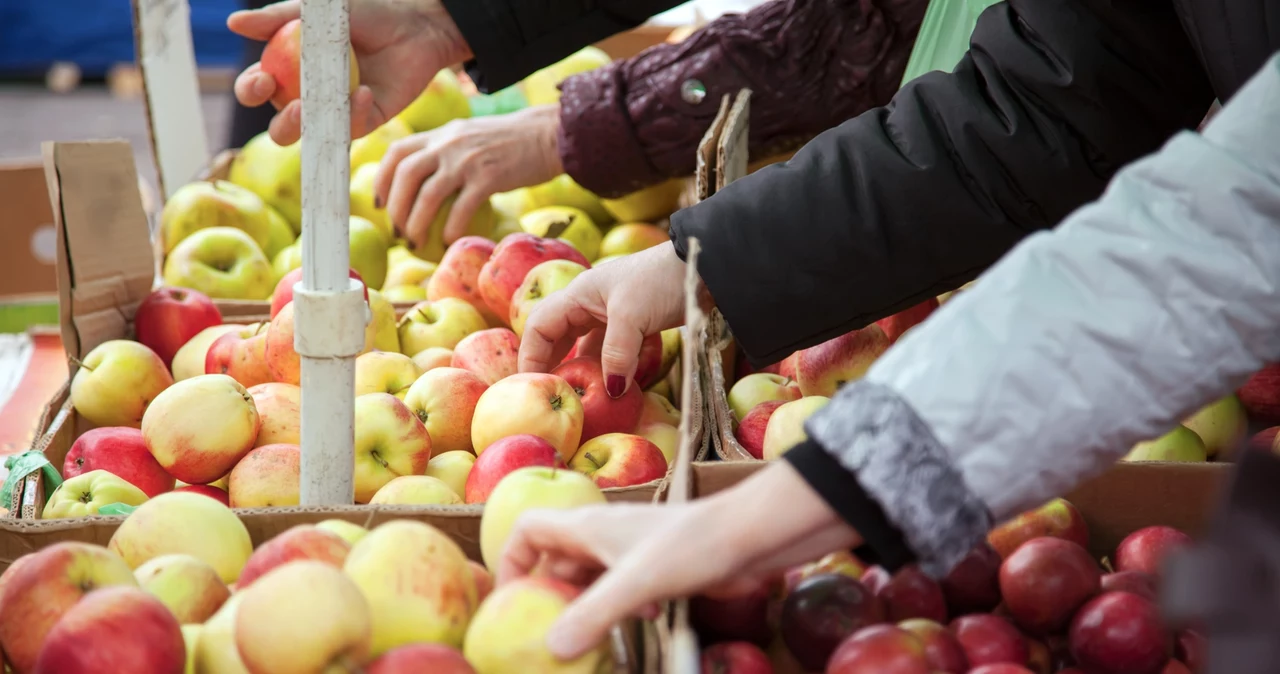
469, 86, 530, 117
900, 0, 1001, 86
1, 450, 63, 511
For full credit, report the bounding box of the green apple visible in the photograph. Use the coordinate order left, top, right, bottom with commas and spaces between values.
70, 339, 173, 428
762, 396, 831, 461
161, 181, 274, 255
728, 373, 802, 421
479, 466, 606, 570
412, 195, 496, 263
599, 223, 669, 258
518, 206, 602, 262
509, 259, 587, 337
1126, 426, 1208, 462
314, 520, 369, 546
229, 131, 303, 232
384, 256, 437, 288
424, 451, 476, 499
43, 470, 150, 519
162, 227, 275, 300
349, 215, 391, 290
350, 162, 394, 240
261, 206, 296, 260
364, 289, 401, 353
272, 240, 303, 279
601, 178, 685, 223
464, 576, 609, 674
382, 285, 428, 303
397, 297, 488, 356
369, 475, 463, 505
396, 69, 472, 133
523, 174, 613, 227
350, 117, 413, 173
1182, 394, 1248, 458
387, 245, 416, 269
522, 47, 611, 107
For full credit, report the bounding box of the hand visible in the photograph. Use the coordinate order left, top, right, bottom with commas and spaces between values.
517, 242, 688, 396
228, 0, 471, 146
497, 462, 861, 660
375, 105, 565, 248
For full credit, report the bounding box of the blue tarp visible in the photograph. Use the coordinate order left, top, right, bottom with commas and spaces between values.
0, 0, 245, 77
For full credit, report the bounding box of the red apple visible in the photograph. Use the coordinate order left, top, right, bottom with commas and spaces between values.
950, 615, 1028, 667
691, 585, 775, 647
477, 233, 590, 323
1174, 630, 1204, 672
967, 666, 1036, 674
987, 499, 1090, 559
875, 565, 948, 623
205, 323, 272, 388
569, 433, 668, 488
1069, 592, 1171, 674
464, 434, 565, 504
793, 325, 891, 397
999, 538, 1101, 635
825, 624, 931, 674
779, 574, 885, 671
427, 236, 500, 326
1248, 426, 1280, 453
134, 287, 223, 367
734, 400, 786, 460
941, 544, 1003, 616
860, 566, 890, 594
1025, 637, 1051, 674
898, 619, 967, 673
63, 427, 175, 498
235, 525, 351, 591
31, 586, 185, 674
782, 551, 867, 595
1238, 363, 1280, 423
1162, 660, 1192, 674
552, 357, 643, 443
634, 333, 665, 389
700, 641, 774, 674
875, 298, 939, 344
270, 267, 366, 319
174, 483, 230, 506
1115, 526, 1192, 578
260, 18, 359, 109
777, 353, 798, 380
365, 644, 477, 674
1100, 570, 1158, 602
451, 328, 519, 384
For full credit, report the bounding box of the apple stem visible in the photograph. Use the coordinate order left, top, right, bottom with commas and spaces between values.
584, 452, 602, 470
67, 355, 93, 373
550, 394, 563, 411
1100, 556, 1114, 574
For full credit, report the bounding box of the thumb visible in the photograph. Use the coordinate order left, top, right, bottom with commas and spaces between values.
227, 0, 300, 40
600, 318, 643, 399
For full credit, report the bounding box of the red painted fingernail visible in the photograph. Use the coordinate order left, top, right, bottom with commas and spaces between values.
606, 375, 626, 399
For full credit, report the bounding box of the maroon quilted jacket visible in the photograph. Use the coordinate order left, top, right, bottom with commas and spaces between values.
555, 0, 928, 198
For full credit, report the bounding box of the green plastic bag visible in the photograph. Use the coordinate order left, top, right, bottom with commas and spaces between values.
1, 451, 63, 513
97, 503, 139, 517
900, 0, 1002, 86
469, 86, 530, 118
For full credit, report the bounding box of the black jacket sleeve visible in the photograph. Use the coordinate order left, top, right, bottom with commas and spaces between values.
440, 0, 687, 92
668, 0, 1216, 367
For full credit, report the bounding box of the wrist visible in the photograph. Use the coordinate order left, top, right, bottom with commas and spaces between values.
527, 104, 565, 177
417, 0, 473, 63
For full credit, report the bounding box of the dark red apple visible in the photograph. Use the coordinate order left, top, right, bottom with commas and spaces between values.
1162, 660, 1192, 674
551, 357, 643, 442
779, 574, 885, 671
1100, 570, 1158, 601
734, 400, 787, 460
781, 551, 866, 595
967, 666, 1035, 674
1238, 364, 1280, 423
950, 615, 1029, 667
63, 427, 176, 498
1024, 637, 1051, 674
987, 499, 1089, 559
875, 298, 939, 344
999, 538, 1101, 635
825, 625, 931, 674
1069, 591, 1171, 674
691, 585, 775, 647
173, 484, 230, 506
1115, 526, 1192, 577
464, 434, 565, 504
133, 287, 223, 367
699, 641, 773, 674
860, 566, 890, 594
1247, 426, 1280, 453
1174, 630, 1204, 672
876, 565, 948, 623
634, 333, 664, 389
897, 619, 967, 673
940, 544, 1003, 616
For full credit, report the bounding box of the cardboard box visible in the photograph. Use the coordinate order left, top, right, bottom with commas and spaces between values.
0, 159, 59, 333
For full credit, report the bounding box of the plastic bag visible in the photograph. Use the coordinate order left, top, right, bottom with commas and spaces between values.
899, 0, 1001, 86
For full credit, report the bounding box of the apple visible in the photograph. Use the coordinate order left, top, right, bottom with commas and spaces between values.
63, 427, 174, 498
273, 240, 303, 277
262, 205, 295, 259
522, 46, 611, 104
370, 475, 464, 505
762, 396, 831, 460
898, 619, 969, 674
397, 68, 472, 133
463, 576, 609, 673
728, 373, 802, 421
600, 178, 683, 223
635, 421, 678, 464
552, 357, 643, 443
227, 443, 300, 508
70, 339, 173, 429
950, 615, 1028, 668
451, 328, 520, 384
366, 288, 401, 353
134, 553, 231, 624
234, 561, 373, 673
967, 666, 1036, 674
351, 162, 394, 238
477, 233, 590, 322
353, 393, 433, 502
700, 642, 774, 674
366, 644, 477, 674
987, 499, 1090, 559
735, 400, 786, 460
1100, 570, 1159, 601
427, 235, 501, 325
134, 287, 223, 367
162, 227, 275, 300
32, 586, 186, 674
398, 298, 489, 357
229, 131, 303, 230
1161, 661, 1193, 674
142, 374, 260, 485
1115, 526, 1192, 577
875, 298, 939, 344
42, 469, 149, 519
598, 223, 668, 258
1237, 363, 1280, 424
355, 351, 423, 398
350, 117, 414, 175
875, 565, 948, 624
999, 538, 1101, 635
205, 322, 273, 388
793, 325, 891, 397
825, 624, 931, 674
345, 520, 478, 654
1125, 426, 1207, 462
195, 593, 249, 672
567, 330, 665, 390
181, 624, 202, 674
108, 491, 253, 583
384, 257, 438, 290
414, 346, 456, 372
237, 525, 351, 590
316, 519, 370, 546
479, 466, 606, 569
569, 433, 667, 488
173, 484, 230, 506
510, 259, 589, 336
159, 180, 274, 256
270, 267, 367, 319
0, 542, 139, 673
260, 18, 360, 108
1175, 630, 1204, 672
519, 206, 603, 261
783, 551, 867, 595
640, 391, 681, 427
425, 450, 476, 499
1025, 638, 1053, 674
383, 285, 427, 302
1068, 592, 1170, 674
402, 366, 489, 455
409, 194, 497, 263
1182, 395, 1247, 458
247, 382, 302, 447
263, 301, 302, 385
471, 373, 585, 460
1251, 426, 1280, 453
350, 215, 392, 289
690, 585, 774, 647
173, 324, 242, 381
464, 434, 565, 504
780, 574, 885, 671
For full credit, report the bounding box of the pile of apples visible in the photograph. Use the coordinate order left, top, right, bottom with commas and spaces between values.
691, 498, 1203, 674
1, 463, 624, 674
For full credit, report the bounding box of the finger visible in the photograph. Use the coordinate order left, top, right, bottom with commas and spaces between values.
404, 174, 459, 249
385, 152, 440, 243
227, 0, 301, 40
268, 100, 302, 146
442, 185, 490, 245
496, 509, 600, 586
350, 85, 383, 140
546, 566, 656, 661
518, 291, 603, 374
600, 316, 645, 399
233, 63, 276, 108
375, 138, 423, 211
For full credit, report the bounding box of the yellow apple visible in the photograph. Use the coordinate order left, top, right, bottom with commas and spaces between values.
385, 256, 438, 288
1126, 425, 1208, 462
172, 324, 243, 382
425, 450, 476, 499
229, 131, 303, 232
228, 443, 301, 508
403, 366, 489, 455
639, 391, 681, 427
601, 178, 685, 223
411, 194, 497, 263
344, 520, 477, 654
195, 593, 249, 674
636, 421, 678, 465
522, 47, 611, 106
762, 396, 831, 461
659, 327, 681, 381
509, 259, 587, 338
350, 117, 413, 173
108, 491, 253, 584
397, 297, 489, 357
397, 69, 472, 133
134, 553, 231, 624
728, 373, 802, 421
369, 475, 463, 505
261, 206, 296, 260
479, 466, 605, 569
412, 346, 454, 372
42, 470, 149, 519
70, 339, 173, 428
163, 227, 275, 300
350, 215, 391, 290
350, 162, 394, 240
472, 373, 585, 460
315, 520, 370, 546
142, 374, 260, 485
598, 222, 668, 258
518, 206, 602, 261
247, 382, 301, 447
388, 244, 416, 269
464, 576, 610, 674
181, 624, 201, 674
382, 284, 429, 303
355, 351, 423, 398
353, 393, 433, 503
160, 180, 273, 255
523, 173, 613, 227
365, 288, 401, 353
272, 240, 303, 278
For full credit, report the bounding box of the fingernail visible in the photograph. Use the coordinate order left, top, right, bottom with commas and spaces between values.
374, 195, 383, 209
606, 375, 626, 399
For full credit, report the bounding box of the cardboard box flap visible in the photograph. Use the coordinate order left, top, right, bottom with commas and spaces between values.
43, 141, 156, 361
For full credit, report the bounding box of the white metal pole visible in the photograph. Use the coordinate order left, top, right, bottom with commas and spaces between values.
296, 0, 364, 505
